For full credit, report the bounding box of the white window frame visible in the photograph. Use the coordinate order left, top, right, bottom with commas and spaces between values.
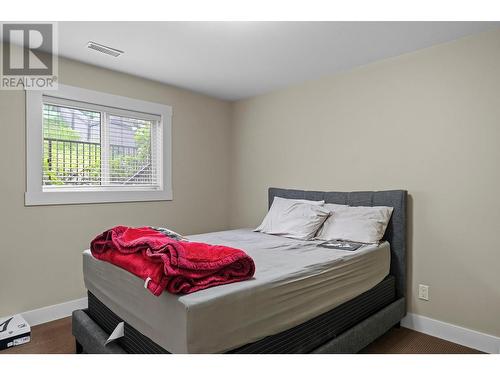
25, 84, 173, 206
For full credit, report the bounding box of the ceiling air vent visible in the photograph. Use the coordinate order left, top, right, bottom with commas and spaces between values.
87, 41, 124, 57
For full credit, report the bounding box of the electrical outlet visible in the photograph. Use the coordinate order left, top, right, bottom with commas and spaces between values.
418, 284, 429, 301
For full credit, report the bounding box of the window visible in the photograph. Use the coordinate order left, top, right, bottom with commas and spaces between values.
26, 85, 172, 205
42, 101, 159, 188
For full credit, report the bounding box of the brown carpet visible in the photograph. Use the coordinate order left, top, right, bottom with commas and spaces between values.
0, 317, 483, 354
0, 317, 75, 354
361, 327, 483, 354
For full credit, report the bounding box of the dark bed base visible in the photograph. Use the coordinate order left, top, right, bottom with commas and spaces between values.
72, 277, 405, 354
72, 298, 405, 354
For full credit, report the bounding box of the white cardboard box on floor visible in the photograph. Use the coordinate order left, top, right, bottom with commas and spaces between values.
0, 314, 31, 351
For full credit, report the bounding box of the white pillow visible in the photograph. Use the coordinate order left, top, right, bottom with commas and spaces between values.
255, 197, 330, 240
281, 198, 325, 205
316, 204, 393, 244
322, 203, 349, 212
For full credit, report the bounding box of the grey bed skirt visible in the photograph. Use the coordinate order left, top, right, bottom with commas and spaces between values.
72, 298, 405, 354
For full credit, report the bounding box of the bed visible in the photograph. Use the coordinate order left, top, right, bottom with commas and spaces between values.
72, 187, 407, 354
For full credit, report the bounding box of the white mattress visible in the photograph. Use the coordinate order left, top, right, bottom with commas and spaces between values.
83, 229, 390, 353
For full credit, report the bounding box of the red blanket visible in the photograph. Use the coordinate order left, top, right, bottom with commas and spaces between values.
90, 226, 255, 296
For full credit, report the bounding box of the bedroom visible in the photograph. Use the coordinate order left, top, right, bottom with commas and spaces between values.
1, 1, 500, 373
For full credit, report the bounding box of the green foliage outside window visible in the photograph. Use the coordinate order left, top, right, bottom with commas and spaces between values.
43, 105, 152, 186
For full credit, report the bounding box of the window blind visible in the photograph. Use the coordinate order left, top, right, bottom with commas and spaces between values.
42, 98, 161, 190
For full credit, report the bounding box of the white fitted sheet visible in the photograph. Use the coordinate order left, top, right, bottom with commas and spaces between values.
83, 229, 390, 353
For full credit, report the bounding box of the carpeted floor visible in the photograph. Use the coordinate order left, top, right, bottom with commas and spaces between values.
0, 317, 483, 354
360, 326, 483, 354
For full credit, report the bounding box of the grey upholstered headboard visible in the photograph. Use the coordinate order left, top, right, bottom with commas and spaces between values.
268, 187, 407, 299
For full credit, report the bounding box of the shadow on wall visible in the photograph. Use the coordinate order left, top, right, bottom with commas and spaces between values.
405, 194, 414, 312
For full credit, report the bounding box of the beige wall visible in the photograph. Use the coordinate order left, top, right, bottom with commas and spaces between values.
0, 54, 232, 316
230, 28, 500, 337
2, 28, 499, 338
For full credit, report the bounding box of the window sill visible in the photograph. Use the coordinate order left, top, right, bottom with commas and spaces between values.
25, 189, 173, 206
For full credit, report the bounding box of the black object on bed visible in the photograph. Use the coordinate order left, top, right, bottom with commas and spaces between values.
318, 240, 364, 251
72, 187, 407, 354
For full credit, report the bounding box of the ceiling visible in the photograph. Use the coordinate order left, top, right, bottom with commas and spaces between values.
33, 22, 500, 100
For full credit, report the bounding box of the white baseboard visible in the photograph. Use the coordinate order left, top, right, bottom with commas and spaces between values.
20, 297, 88, 327
402, 313, 500, 354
